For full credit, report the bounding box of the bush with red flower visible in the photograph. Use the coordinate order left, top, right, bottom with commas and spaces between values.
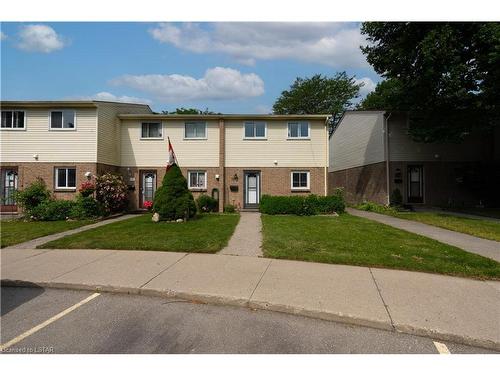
143, 200, 153, 210
79, 181, 95, 197
95, 172, 128, 215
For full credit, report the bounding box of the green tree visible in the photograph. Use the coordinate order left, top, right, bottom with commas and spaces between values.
361, 22, 500, 142
272, 73, 363, 115
153, 164, 196, 221
161, 107, 219, 115
358, 79, 404, 110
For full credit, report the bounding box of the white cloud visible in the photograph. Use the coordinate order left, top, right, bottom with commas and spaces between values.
149, 23, 369, 68
254, 104, 272, 114
355, 77, 377, 97
0, 31, 7, 41
16, 24, 66, 53
110, 67, 265, 101
74, 92, 152, 105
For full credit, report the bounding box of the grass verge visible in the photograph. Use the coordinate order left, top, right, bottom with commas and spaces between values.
261, 214, 500, 280
1, 219, 95, 248
39, 213, 240, 253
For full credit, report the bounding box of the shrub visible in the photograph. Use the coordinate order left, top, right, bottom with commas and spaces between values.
224, 204, 236, 213
356, 201, 398, 214
153, 164, 197, 221
95, 173, 128, 215
78, 181, 95, 198
143, 200, 153, 211
69, 196, 103, 220
390, 188, 403, 207
196, 194, 218, 212
31, 199, 76, 221
260, 192, 345, 216
14, 178, 51, 215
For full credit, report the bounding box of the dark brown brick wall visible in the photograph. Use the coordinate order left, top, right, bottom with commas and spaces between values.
328, 162, 388, 205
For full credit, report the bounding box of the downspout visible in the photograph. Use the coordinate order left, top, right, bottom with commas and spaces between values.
324, 116, 330, 196
384, 112, 392, 205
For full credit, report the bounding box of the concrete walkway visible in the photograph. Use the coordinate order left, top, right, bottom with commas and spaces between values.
219, 212, 263, 257
1, 247, 499, 350
3, 214, 138, 250
347, 208, 500, 262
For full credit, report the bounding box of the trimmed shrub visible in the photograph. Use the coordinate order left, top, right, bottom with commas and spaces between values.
260, 192, 345, 216
69, 196, 103, 220
153, 164, 197, 221
224, 204, 236, 213
95, 173, 128, 215
356, 201, 398, 214
31, 199, 76, 221
390, 188, 403, 207
14, 178, 51, 215
196, 194, 218, 212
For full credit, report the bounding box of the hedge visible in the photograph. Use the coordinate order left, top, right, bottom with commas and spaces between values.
260, 192, 345, 216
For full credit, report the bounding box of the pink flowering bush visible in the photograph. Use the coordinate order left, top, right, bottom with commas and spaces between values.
143, 200, 153, 210
95, 173, 128, 215
79, 181, 95, 197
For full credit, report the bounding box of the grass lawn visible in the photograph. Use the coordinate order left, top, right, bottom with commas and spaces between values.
39, 213, 240, 253
1, 219, 95, 248
442, 208, 500, 220
261, 214, 500, 280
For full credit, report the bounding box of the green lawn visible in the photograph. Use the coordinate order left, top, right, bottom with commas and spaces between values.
39, 214, 240, 253
1, 219, 95, 248
261, 214, 500, 280
442, 208, 500, 220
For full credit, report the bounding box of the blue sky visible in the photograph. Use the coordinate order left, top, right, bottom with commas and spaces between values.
1, 22, 380, 113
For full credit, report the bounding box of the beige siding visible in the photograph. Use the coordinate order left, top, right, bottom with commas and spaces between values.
388, 113, 492, 162
225, 120, 327, 167
0, 108, 98, 163
329, 112, 385, 172
96, 102, 151, 165
120, 120, 219, 167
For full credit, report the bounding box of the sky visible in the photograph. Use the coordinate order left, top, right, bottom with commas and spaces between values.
0, 22, 381, 113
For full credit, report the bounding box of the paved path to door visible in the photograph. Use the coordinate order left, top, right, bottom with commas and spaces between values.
347, 208, 500, 262
219, 212, 263, 257
3, 214, 139, 250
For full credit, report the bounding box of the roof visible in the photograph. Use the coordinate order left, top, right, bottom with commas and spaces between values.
118, 113, 331, 122
0, 100, 152, 110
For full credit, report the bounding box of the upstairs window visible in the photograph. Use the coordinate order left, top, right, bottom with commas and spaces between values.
1, 111, 25, 129
185, 122, 206, 139
288, 121, 309, 138
291, 171, 310, 190
244, 121, 266, 139
50, 110, 75, 129
141, 122, 162, 139
55, 167, 76, 190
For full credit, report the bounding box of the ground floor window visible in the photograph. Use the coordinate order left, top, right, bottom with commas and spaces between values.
291, 171, 310, 190
188, 170, 207, 189
55, 167, 76, 189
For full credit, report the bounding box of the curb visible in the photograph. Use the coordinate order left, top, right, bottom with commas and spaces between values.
2, 279, 499, 352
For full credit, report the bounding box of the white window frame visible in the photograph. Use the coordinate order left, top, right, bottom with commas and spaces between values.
291, 171, 310, 190
140, 122, 163, 140
49, 109, 77, 131
184, 121, 207, 139
287, 121, 310, 139
55, 167, 77, 190
1, 110, 26, 131
243, 121, 267, 140
187, 170, 207, 190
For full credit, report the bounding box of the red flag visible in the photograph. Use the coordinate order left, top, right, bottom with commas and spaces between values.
166, 137, 177, 171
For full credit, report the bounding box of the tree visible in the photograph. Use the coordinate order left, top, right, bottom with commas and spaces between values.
361, 22, 500, 142
153, 164, 196, 221
358, 79, 404, 111
272, 73, 363, 115
161, 107, 219, 115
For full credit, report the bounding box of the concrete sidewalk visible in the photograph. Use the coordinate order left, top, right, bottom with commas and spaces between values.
1, 247, 499, 350
219, 212, 263, 257
348, 208, 500, 262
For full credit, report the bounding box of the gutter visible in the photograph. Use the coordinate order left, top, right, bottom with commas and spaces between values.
383, 112, 392, 205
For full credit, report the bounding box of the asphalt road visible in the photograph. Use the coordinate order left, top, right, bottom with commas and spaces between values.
0, 287, 496, 354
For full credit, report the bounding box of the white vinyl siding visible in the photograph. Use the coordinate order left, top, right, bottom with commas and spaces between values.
225, 120, 327, 167
184, 122, 206, 139
1, 110, 25, 129
0, 108, 98, 163
50, 110, 75, 130
244, 121, 266, 139
55, 167, 76, 189
188, 170, 207, 189
291, 171, 310, 190
121, 120, 219, 167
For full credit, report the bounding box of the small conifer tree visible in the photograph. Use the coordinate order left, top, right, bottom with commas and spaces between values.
153, 164, 196, 221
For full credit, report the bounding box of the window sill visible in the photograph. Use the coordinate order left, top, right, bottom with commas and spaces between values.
188, 188, 207, 192
54, 189, 76, 193
49, 128, 76, 131
291, 189, 310, 192
0, 128, 26, 131
140, 137, 164, 140
183, 137, 208, 140
287, 138, 310, 141
243, 137, 267, 141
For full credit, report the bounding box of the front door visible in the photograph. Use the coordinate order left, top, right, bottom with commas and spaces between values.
1, 168, 18, 212
140, 171, 156, 209
244, 171, 260, 208
407, 165, 424, 204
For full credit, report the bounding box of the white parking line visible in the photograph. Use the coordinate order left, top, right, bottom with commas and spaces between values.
433, 341, 451, 354
0, 292, 100, 351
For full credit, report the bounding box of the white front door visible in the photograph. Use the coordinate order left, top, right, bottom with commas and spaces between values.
245, 172, 260, 207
